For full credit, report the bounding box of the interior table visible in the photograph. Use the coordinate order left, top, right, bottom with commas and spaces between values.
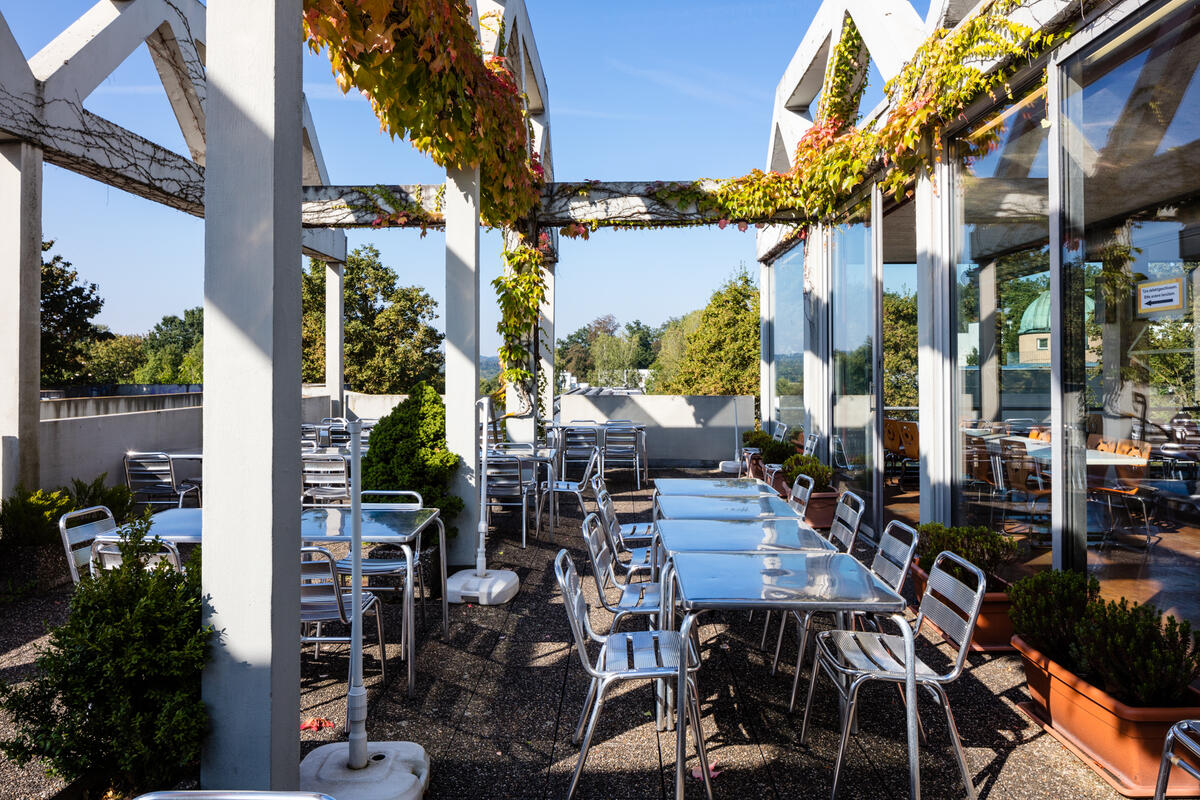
654, 493, 801, 521
653, 477, 777, 497
660, 550, 916, 799
105, 505, 448, 697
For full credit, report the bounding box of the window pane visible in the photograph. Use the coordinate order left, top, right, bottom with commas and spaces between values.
773, 245, 806, 435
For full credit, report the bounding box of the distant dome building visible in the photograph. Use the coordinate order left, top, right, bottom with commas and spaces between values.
1016, 289, 1096, 364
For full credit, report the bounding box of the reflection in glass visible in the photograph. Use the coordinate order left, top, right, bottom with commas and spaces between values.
950, 82, 1053, 570
881, 200, 920, 527
831, 198, 875, 529
1061, 0, 1200, 625
773, 245, 807, 434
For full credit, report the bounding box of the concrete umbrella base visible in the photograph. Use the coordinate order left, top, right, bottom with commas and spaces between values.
300, 740, 430, 800
445, 567, 519, 605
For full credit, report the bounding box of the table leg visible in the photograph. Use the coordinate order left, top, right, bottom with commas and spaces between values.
403, 544, 416, 697
436, 519, 449, 638
895, 612, 920, 799
676, 611, 699, 800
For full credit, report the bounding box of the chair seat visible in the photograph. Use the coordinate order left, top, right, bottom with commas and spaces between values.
816, 629, 943, 683
600, 629, 684, 675
616, 581, 661, 613
300, 590, 378, 624
334, 557, 418, 577
135, 482, 179, 497
549, 480, 584, 492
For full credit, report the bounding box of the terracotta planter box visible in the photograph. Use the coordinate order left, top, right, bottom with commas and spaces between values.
1012, 634, 1200, 797
804, 491, 839, 529
745, 453, 766, 481
770, 471, 790, 498
910, 562, 1014, 653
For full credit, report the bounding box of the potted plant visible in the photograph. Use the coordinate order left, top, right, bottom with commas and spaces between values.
1009, 570, 1200, 796
779, 454, 837, 528
911, 523, 1019, 652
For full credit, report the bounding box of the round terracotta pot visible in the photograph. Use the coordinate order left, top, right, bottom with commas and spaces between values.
803, 491, 839, 529
910, 560, 1014, 653
1012, 634, 1200, 797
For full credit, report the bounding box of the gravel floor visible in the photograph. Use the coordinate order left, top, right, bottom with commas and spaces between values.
0, 468, 1143, 799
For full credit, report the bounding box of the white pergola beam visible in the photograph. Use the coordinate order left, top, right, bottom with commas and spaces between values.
201, 0, 302, 788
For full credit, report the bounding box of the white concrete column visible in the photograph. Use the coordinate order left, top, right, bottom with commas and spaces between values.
201, 0, 301, 789
324, 260, 344, 417
759, 260, 774, 430
445, 166, 481, 567
0, 142, 41, 496
538, 259, 556, 420
917, 171, 952, 526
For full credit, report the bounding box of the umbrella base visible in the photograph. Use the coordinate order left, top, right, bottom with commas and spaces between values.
300, 740, 430, 800
445, 567, 519, 605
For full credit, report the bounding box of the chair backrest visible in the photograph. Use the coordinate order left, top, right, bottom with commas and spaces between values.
772, 422, 789, 442
604, 426, 639, 450
883, 420, 901, 453
870, 520, 919, 594
1086, 433, 1102, 449
553, 549, 602, 677
563, 426, 599, 450
326, 424, 351, 447
58, 506, 117, 584
788, 473, 814, 516
899, 422, 918, 456
828, 491, 864, 553
124, 451, 176, 492
589, 480, 626, 553
300, 547, 349, 623
300, 454, 349, 501
914, 550, 987, 681
581, 512, 617, 594
803, 433, 818, 456
831, 435, 850, 469
486, 455, 524, 497
573, 447, 601, 487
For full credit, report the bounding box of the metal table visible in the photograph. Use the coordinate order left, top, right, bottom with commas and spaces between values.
105, 505, 448, 697
654, 519, 834, 555
662, 550, 917, 799
653, 477, 776, 497
654, 493, 801, 521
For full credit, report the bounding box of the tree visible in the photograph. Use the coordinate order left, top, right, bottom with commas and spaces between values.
590, 332, 638, 387
882, 289, 919, 408
85, 335, 147, 384
41, 241, 107, 387
647, 311, 702, 392
134, 307, 203, 384
302, 244, 444, 394
656, 271, 759, 395
555, 325, 595, 383
624, 320, 661, 369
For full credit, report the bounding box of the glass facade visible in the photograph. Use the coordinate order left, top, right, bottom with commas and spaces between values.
881, 200, 919, 527
830, 198, 876, 530
1061, 0, 1200, 622
950, 82, 1054, 565
772, 245, 806, 434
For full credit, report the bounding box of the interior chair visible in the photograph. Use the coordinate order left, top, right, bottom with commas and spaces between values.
300, 453, 351, 506
800, 550, 987, 800
124, 451, 199, 509
58, 505, 182, 583
554, 550, 712, 800
580, 513, 661, 632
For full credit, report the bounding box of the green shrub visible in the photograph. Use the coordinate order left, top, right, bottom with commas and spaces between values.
741, 429, 773, 450
759, 439, 796, 464
67, 473, 135, 523
915, 522, 1019, 592
1008, 569, 1099, 671
0, 487, 74, 548
1071, 598, 1200, 707
361, 382, 464, 538
0, 513, 210, 794
780, 454, 833, 491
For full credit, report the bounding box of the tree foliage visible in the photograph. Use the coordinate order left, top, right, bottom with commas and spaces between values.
647, 311, 703, 393
133, 308, 204, 385
85, 334, 147, 385
654, 271, 759, 395
882, 289, 918, 409
40, 242, 107, 388
302, 245, 445, 394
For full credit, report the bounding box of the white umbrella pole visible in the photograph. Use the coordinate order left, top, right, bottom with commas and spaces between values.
476, 396, 489, 576
346, 418, 367, 768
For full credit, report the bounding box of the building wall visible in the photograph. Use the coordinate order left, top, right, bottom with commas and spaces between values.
40, 392, 204, 420
559, 394, 755, 466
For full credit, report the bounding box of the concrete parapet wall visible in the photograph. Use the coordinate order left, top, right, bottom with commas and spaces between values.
558, 394, 755, 466
39, 406, 202, 489
40, 392, 204, 420
346, 392, 407, 420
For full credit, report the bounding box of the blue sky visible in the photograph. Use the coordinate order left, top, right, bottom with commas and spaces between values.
1, 1, 928, 351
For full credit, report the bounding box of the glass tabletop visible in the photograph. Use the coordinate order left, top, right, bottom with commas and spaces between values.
654, 477, 776, 497
300, 507, 440, 542
655, 519, 835, 553
671, 551, 905, 612
655, 494, 801, 520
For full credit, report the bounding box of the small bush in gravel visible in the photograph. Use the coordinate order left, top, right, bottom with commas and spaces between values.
0, 513, 211, 795
66, 473, 135, 523
0, 487, 74, 548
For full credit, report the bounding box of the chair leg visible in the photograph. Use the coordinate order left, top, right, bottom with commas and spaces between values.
521, 492, 527, 549
771, 612, 788, 673
567, 679, 609, 800
574, 677, 598, 744
934, 684, 976, 800
374, 605, 388, 684
830, 679, 865, 800
799, 650, 824, 745
686, 676, 714, 800
789, 612, 818, 712
759, 610, 773, 648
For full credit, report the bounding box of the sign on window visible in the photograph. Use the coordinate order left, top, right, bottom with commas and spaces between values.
1137, 277, 1185, 316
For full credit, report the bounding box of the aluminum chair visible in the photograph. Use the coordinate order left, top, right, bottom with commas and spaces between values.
301, 453, 351, 506
543, 447, 600, 525
124, 451, 199, 509
301, 547, 387, 686
332, 491, 429, 618
580, 513, 661, 631
803, 433, 818, 456
1154, 720, 1200, 800
782, 519, 920, 711
135, 793, 336, 800
590, 480, 654, 580
602, 425, 643, 489
589, 474, 655, 549
554, 550, 712, 800
772, 422, 789, 442
561, 426, 602, 479
485, 454, 538, 547
800, 550, 986, 800
58, 505, 182, 583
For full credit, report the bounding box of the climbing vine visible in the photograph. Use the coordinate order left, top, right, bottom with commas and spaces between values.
493, 235, 551, 407
302, 0, 544, 228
